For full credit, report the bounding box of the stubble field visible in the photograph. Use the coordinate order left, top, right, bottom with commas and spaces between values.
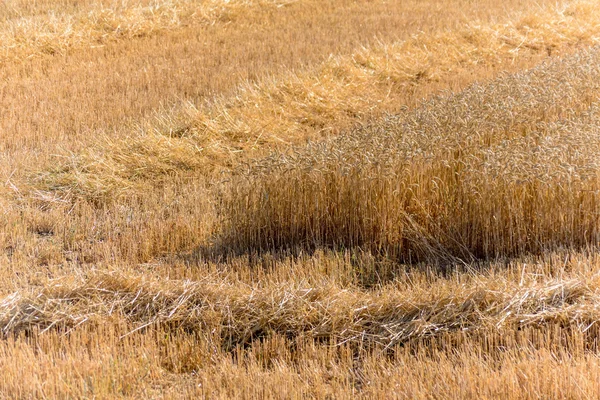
3, 0, 600, 398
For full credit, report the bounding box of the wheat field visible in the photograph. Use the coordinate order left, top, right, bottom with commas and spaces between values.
3, 0, 600, 398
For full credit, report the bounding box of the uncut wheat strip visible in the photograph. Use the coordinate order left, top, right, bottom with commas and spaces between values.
0, 0, 295, 62
1, 273, 599, 347
33, 0, 600, 200
222, 46, 600, 258
472, 107, 600, 183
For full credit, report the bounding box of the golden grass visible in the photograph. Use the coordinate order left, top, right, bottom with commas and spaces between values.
3, 0, 600, 397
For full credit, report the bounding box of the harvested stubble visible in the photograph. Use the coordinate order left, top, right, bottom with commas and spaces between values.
223, 48, 600, 262
5, 322, 600, 398
0, 0, 293, 62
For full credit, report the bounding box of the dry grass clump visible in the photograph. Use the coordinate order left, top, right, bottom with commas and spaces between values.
223, 48, 600, 262
33, 127, 206, 199
35, 0, 600, 200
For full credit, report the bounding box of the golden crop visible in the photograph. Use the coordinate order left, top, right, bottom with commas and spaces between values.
2, 0, 600, 398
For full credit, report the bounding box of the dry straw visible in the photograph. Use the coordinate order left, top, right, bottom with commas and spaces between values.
2, 270, 600, 349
